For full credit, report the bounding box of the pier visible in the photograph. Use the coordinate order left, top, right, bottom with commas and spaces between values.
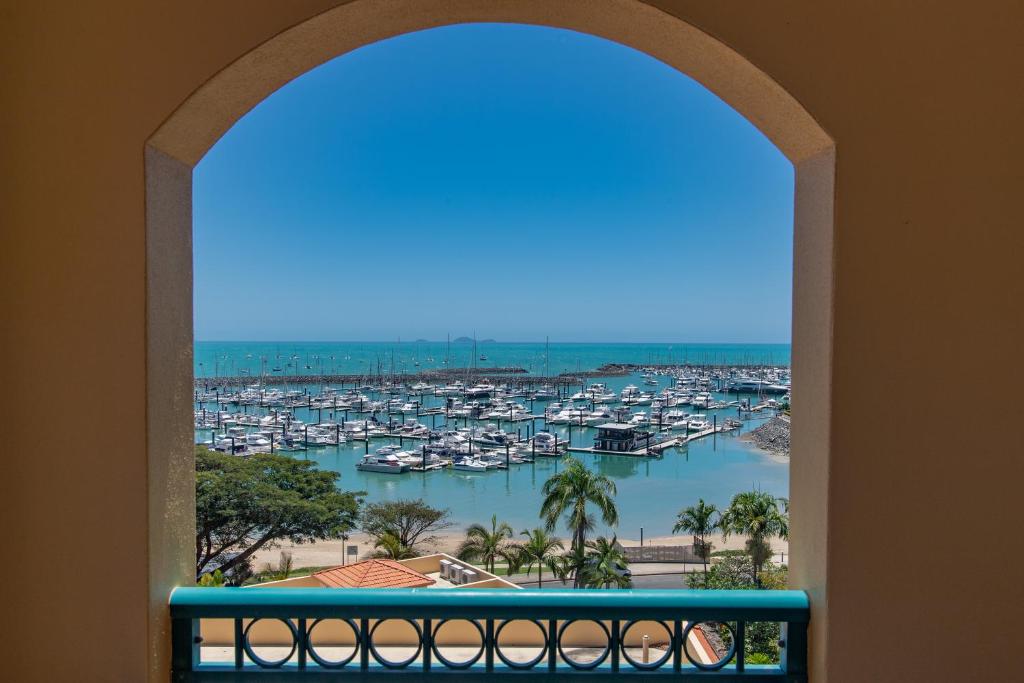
567, 421, 741, 457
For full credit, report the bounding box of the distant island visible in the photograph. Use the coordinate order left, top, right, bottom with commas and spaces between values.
452, 337, 496, 343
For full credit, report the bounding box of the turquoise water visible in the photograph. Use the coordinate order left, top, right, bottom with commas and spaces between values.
195, 356, 789, 538
194, 341, 790, 378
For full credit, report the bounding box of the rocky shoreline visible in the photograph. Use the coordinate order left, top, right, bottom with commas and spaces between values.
744, 417, 790, 456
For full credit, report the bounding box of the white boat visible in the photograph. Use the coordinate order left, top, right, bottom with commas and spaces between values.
687, 415, 711, 431
356, 453, 410, 473
584, 407, 616, 426
452, 456, 489, 472
532, 386, 558, 400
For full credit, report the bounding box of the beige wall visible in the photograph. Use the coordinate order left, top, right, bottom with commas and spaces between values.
2, 1, 1023, 681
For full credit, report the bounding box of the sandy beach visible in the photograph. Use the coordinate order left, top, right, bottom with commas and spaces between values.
252, 529, 790, 571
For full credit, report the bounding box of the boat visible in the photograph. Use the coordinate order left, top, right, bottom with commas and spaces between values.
452, 456, 489, 472
687, 415, 711, 431
532, 386, 558, 400
584, 407, 616, 426
355, 453, 410, 473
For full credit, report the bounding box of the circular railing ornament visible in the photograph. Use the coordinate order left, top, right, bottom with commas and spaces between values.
494, 619, 548, 670
619, 620, 674, 670
556, 619, 611, 670
368, 619, 423, 669
430, 619, 485, 669
681, 621, 737, 671
242, 618, 298, 668
305, 618, 360, 669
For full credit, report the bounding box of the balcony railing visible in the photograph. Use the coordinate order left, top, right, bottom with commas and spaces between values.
171, 587, 808, 681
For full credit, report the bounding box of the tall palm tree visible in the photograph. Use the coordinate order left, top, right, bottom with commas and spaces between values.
456, 514, 515, 573
672, 499, 719, 576
719, 490, 789, 586
578, 536, 632, 589
517, 528, 564, 588
540, 457, 618, 562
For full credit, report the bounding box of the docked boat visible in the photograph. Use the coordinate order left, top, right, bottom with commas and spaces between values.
584, 407, 616, 426
356, 453, 410, 473
687, 415, 711, 431
452, 456, 489, 472
532, 386, 558, 400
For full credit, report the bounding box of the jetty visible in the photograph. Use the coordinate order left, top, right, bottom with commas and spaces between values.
567, 421, 741, 458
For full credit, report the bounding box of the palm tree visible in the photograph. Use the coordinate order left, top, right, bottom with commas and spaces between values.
578, 536, 632, 589
369, 531, 417, 560
540, 457, 618, 569
516, 528, 564, 588
719, 490, 789, 586
551, 544, 587, 586
672, 499, 719, 576
456, 514, 516, 573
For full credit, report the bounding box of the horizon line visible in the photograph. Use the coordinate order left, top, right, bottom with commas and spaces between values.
194, 339, 792, 345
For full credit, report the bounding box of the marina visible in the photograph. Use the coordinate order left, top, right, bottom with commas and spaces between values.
193, 344, 791, 536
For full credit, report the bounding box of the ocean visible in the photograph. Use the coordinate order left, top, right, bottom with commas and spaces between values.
194, 341, 791, 378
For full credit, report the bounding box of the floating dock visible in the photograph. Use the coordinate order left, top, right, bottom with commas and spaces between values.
567, 423, 739, 457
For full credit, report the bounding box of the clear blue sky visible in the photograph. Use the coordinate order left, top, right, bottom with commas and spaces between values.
194, 24, 793, 343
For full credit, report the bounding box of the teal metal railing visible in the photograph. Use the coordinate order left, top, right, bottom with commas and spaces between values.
170, 587, 808, 680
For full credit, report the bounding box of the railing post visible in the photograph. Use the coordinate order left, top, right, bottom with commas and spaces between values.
610, 620, 620, 672
673, 620, 683, 673
547, 619, 557, 672
485, 619, 494, 672
735, 620, 746, 672
360, 618, 370, 671
170, 616, 199, 680
422, 618, 432, 672
233, 618, 244, 668
780, 620, 809, 680
297, 618, 307, 670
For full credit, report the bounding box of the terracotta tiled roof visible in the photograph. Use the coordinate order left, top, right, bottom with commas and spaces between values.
312, 559, 435, 589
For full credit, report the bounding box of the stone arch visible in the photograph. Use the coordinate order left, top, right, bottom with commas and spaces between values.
145, 0, 834, 676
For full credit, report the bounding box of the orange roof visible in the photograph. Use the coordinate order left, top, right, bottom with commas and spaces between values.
312, 559, 435, 589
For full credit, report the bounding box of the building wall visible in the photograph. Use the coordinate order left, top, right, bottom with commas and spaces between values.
2, 1, 1023, 681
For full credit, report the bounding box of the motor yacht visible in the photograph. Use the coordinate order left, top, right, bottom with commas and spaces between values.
452, 456, 489, 472
356, 453, 410, 473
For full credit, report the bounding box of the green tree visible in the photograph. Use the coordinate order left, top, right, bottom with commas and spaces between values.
264, 551, 294, 581
686, 554, 788, 662
540, 457, 618, 586
368, 531, 417, 560
719, 490, 789, 586
195, 447, 361, 580
360, 499, 452, 554
197, 569, 225, 587
672, 499, 719, 577
551, 544, 588, 586
456, 514, 516, 573
578, 536, 632, 589
516, 528, 564, 588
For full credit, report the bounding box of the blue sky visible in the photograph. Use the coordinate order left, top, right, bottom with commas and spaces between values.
194, 23, 793, 343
